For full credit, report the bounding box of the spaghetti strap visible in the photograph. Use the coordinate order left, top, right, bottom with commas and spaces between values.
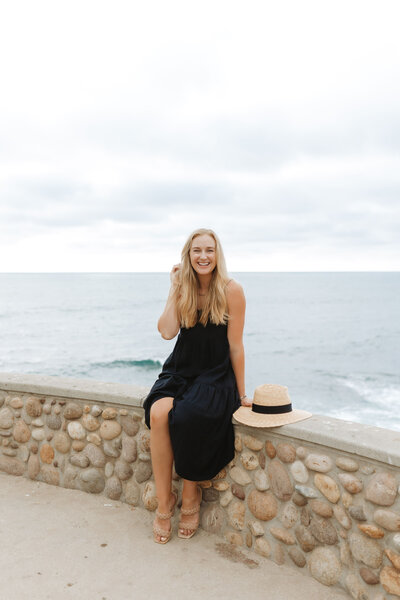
143, 314, 240, 481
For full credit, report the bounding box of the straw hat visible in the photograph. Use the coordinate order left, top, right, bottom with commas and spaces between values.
233, 384, 312, 428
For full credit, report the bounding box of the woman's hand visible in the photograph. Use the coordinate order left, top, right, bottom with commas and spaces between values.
241, 395, 253, 407
170, 263, 182, 288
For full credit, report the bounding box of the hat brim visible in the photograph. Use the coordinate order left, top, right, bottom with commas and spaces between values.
232, 405, 312, 428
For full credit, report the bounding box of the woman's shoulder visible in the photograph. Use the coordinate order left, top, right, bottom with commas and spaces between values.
225, 278, 244, 295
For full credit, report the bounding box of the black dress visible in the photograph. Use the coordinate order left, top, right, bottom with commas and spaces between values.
143, 309, 241, 481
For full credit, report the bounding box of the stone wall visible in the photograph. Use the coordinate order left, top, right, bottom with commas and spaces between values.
1, 373, 400, 599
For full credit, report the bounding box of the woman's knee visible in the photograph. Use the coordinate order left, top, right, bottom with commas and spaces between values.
150, 397, 173, 427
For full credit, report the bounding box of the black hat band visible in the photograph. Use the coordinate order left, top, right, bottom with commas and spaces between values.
252, 403, 293, 415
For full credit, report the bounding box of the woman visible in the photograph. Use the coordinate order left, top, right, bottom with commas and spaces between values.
143, 228, 251, 544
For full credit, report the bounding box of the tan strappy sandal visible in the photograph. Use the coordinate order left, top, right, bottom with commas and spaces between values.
178, 485, 202, 539
153, 490, 177, 544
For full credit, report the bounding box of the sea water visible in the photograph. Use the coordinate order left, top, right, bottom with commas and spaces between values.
0, 272, 399, 430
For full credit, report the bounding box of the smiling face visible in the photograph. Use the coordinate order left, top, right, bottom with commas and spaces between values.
189, 233, 217, 277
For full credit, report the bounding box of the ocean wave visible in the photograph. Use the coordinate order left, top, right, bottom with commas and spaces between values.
90, 359, 162, 370
336, 374, 400, 409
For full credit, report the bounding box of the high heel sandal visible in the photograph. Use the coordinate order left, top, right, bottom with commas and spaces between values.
153, 490, 177, 544
178, 485, 202, 539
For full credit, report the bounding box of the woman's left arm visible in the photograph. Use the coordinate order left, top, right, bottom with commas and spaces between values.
226, 281, 247, 401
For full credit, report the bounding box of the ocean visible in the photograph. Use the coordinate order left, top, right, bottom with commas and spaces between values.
0, 272, 399, 430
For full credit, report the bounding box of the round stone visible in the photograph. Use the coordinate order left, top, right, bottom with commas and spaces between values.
365, 472, 397, 506
224, 531, 243, 546
243, 434, 263, 451
380, 566, 400, 596
335, 457, 359, 472
296, 446, 307, 459
203, 487, 219, 502
248, 489, 278, 521
288, 547, 306, 567
120, 415, 140, 436
105, 475, 122, 500
0, 407, 14, 429
142, 481, 158, 511
84, 443, 106, 467
10, 397, 23, 409
124, 480, 140, 505
135, 461, 152, 483
240, 450, 259, 470
102, 407, 118, 420
91, 405, 102, 417
349, 532, 383, 568
25, 397, 42, 417
231, 483, 245, 500
309, 499, 333, 518
67, 421, 86, 440
31, 429, 46, 441
27, 454, 40, 479
295, 525, 317, 552
72, 440, 85, 452
138, 431, 150, 452
385, 548, 400, 570
268, 460, 293, 501
82, 414, 100, 431
32, 418, 44, 427
349, 505, 367, 521
338, 473, 363, 494
213, 480, 229, 491
270, 526, 295, 545
265, 441, 276, 458
333, 505, 351, 530
290, 460, 309, 483
253, 469, 269, 491
220, 489, 233, 507
373, 509, 400, 531
103, 440, 121, 458
227, 500, 245, 530
254, 537, 271, 558
114, 460, 133, 481
70, 453, 90, 468
309, 516, 338, 545
79, 468, 105, 493
309, 547, 341, 586
258, 452, 266, 469
314, 474, 340, 503
276, 443, 296, 463
63, 402, 83, 419
295, 485, 318, 499
13, 421, 31, 443
121, 437, 137, 463
279, 503, 299, 528
47, 414, 62, 430
43, 403, 52, 414
301, 506, 311, 526
40, 444, 54, 464
53, 432, 71, 453
357, 524, 385, 539
99, 421, 122, 440
248, 520, 265, 536
305, 453, 333, 473
230, 466, 251, 485
359, 567, 380, 585
18, 446, 29, 462
41, 465, 60, 486
87, 433, 102, 445
341, 491, 353, 508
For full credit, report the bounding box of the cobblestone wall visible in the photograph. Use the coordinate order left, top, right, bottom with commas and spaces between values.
1, 382, 400, 599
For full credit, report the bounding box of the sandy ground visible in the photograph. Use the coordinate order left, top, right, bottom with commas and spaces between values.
0, 472, 349, 600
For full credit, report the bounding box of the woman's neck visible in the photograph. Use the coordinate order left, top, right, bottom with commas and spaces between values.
197, 273, 212, 293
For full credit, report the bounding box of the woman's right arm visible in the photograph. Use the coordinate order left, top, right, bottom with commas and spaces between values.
157, 264, 181, 340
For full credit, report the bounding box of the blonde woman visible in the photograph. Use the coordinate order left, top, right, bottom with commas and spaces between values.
143, 228, 250, 544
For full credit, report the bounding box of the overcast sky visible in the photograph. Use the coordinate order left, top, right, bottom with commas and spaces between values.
0, 0, 399, 272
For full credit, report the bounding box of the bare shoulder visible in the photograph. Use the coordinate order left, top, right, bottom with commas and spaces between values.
226, 279, 245, 308
226, 278, 245, 295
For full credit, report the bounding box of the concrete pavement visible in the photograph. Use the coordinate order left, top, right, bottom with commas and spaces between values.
0, 472, 349, 600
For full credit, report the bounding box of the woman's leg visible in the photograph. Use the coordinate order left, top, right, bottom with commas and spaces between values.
179, 478, 201, 537
149, 397, 175, 542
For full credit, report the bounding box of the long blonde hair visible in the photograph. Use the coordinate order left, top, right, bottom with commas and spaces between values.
173, 228, 231, 328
